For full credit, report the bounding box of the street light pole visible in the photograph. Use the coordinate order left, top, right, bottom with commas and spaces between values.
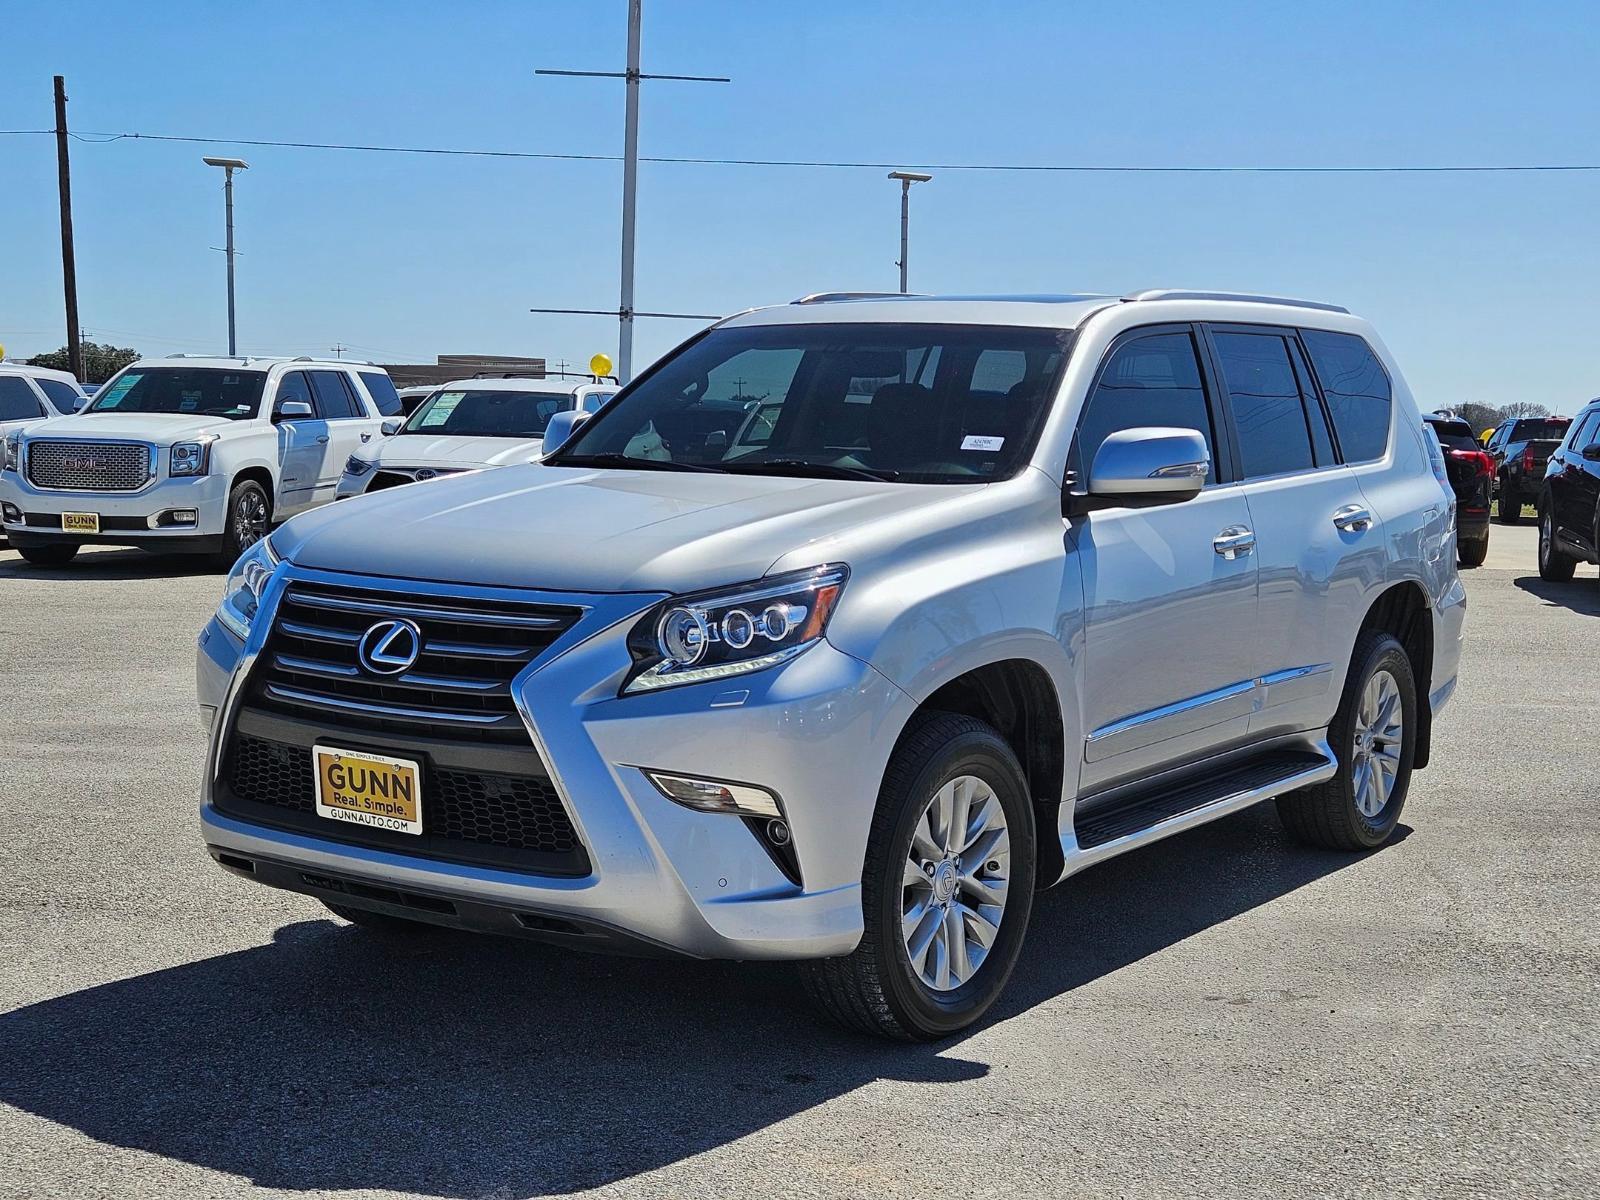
887, 171, 932, 293
203, 156, 249, 355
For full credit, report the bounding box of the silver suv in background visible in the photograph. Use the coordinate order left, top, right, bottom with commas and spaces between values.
196, 291, 1464, 1039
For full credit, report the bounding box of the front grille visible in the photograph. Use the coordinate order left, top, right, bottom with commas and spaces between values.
27, 439, 151, 491
252, 581, 583, 743
226, 732, 584, 867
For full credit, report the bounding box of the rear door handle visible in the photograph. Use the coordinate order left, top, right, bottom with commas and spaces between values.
1213, 525, 1256, 560
1333, 504, 1373, 533
315, 435, 330, 445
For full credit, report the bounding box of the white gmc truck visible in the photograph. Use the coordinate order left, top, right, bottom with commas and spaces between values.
0, 355, 402, 566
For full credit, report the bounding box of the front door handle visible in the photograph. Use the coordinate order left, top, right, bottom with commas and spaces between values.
1213, 525, 1256, 560
1333, 504, 1373, 533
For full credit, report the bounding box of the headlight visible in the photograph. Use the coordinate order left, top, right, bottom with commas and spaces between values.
623, 564, 848, 694
2, 434, 18, 473
343, 455, 374, 477
170, 438, 215, 477
215, 536, 280, 640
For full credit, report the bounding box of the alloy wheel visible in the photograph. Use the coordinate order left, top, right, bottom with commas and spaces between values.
234, 490, 267, 550
1351, 669, 1404, 818
901, 774, 1010, 992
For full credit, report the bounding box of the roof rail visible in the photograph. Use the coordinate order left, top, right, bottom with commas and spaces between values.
470, 370, 620, 383
791, 291, 915, 305
1122, 289, 1350, 314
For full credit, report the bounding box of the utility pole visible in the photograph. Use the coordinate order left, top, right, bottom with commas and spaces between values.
536, 0, 728, 383
887, 171, 933, 294
330, 343, 347, 359
53, 76, 83, 381
203, 157, 249, 355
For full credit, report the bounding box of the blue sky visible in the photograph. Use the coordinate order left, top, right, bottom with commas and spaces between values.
2, 0, 1597, 411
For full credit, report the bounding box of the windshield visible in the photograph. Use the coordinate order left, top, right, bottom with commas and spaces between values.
399, 389, 573, 437
84, 368, 267, 420
553, 323, 1072, 483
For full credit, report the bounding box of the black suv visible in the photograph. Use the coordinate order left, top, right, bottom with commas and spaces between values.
1487, 416, 1571, 524
1423, 413, 1492, 567
1537, 399, 1600, 582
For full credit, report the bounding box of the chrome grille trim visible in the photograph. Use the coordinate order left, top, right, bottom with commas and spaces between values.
26, 439, 155, 492
252, 580, 585, 742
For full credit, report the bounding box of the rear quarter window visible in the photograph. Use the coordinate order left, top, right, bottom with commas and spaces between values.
357, 371, 404, 416
1300, 330, 1392, 463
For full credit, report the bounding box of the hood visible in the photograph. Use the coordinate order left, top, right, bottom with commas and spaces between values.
22, 412, 242, 443
366, 433, 545, 470
275, 463, 971, 594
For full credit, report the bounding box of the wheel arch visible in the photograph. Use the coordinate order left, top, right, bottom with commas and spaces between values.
1358, 581, 1434, 768
229, 465, 276, 513
910, 658, 1068, 887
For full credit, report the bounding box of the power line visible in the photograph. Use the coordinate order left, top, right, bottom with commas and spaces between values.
2, 127, 1598, 174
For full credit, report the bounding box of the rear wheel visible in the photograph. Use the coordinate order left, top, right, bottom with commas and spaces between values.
1457, 536, 1488, 568
1277, 630, 1415, 851
218, 479, 271, 566
1538, 506, 1578, 581
799, 712, 1036, 1040
1497, 483, 1521, 524
16, 543, 79, 567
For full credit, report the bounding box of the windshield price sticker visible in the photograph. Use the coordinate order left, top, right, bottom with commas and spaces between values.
961, 435, 1005, 452
98, 375, 141, 407
419, 392, 464, 428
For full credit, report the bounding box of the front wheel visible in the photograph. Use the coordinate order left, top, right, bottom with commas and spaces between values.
1538, 506, 1578, 581
218, 478, 271, 566
799, 712, 1036, 1041
1277, 630, 1415, 851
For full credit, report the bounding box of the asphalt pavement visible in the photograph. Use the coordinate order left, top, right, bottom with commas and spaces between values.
0, 523, 1595, 1199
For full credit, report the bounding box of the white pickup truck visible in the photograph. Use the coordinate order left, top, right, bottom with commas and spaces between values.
0, 355, 402, 566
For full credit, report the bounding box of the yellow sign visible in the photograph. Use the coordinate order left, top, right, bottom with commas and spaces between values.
589, 352, 614, 378
0, 344, 6, 360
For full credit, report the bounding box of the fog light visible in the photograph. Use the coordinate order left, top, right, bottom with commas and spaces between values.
171, 509, 198, 526
645, 770, 782, 819
1, 502, 20, 523
766, 819, 791, 846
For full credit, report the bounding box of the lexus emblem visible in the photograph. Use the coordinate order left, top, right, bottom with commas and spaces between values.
357, 618, 422, 675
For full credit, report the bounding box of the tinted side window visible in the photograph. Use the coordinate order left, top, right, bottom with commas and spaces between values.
309, 370, 359, 419
1074, 331, 1217, 484
1213, 331, 1314, 478
274, 371, 314, 415
0, 377, 45, 421
36, 378, 83, 414
1572, 411, 1600, 449
1300, 330, 1392, 462
357, 371, 402, 416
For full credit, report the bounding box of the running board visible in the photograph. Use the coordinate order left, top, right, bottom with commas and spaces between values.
1060, 744, 1338, 879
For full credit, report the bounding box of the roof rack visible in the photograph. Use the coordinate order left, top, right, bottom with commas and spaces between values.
791, 291, 915, 305
1122, 289, 1350, 314
470, 370, 619, 383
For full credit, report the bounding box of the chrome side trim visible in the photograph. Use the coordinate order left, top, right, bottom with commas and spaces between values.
1258, 662, 1332, 709
1060, 739, 1339, 880
1085, 679, 1256, 762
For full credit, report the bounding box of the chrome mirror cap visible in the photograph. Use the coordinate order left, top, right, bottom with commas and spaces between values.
1088, 427, 1210, 501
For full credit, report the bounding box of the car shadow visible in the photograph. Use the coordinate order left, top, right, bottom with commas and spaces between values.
0, 807, 1398, 1196
1513, 574, 1600, 616
0, 548, 223, 581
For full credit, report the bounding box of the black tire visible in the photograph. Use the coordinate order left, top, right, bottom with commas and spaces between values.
322, 899, 445, 937
16, 543, 79, 567
1496, 483, 1521, 524
799, 711, 1036, 1041
1277, 630, 1416, 852
218, 478, 271, 566
1537, 505, 1577, 581
1457, 536, 1488, 568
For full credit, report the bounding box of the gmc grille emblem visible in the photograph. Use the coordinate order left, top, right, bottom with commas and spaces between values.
63, 456, 107, 471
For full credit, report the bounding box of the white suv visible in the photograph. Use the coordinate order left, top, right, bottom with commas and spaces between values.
0, 362, 90, 427
337, 375, 616, 498
1, 356, 401, 566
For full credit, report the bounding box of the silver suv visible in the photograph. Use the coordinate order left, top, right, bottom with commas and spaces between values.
196, 291, 1466, 1039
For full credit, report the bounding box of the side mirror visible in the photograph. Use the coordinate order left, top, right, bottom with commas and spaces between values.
73, 397, 89, 412
1078, 427, 1210, 510
542, 409, 590, 454
381, 418, 402, 436
273, 400, 313, 423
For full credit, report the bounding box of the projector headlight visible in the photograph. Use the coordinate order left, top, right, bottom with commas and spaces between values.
215, 535, 279, 640
3, 433, 20, 473
170, 438, 216, 477
623, 564, 848, 694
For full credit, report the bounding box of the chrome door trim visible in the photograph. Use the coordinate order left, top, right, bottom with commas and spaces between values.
1085, 678, 1256, 762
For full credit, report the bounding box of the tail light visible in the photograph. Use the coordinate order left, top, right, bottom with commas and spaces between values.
1448, 448, 1495, 477
1522, 447, 1537, 471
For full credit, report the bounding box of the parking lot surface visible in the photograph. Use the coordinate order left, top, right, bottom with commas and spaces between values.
1, 524, 1595, 1200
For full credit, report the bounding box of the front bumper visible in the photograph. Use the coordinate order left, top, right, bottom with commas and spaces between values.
196, 566, 916, 960
1, 467, 229, 550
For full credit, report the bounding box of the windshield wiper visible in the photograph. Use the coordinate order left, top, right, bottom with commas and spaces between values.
720, 459, 899, 482
547, 453, 729, 474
